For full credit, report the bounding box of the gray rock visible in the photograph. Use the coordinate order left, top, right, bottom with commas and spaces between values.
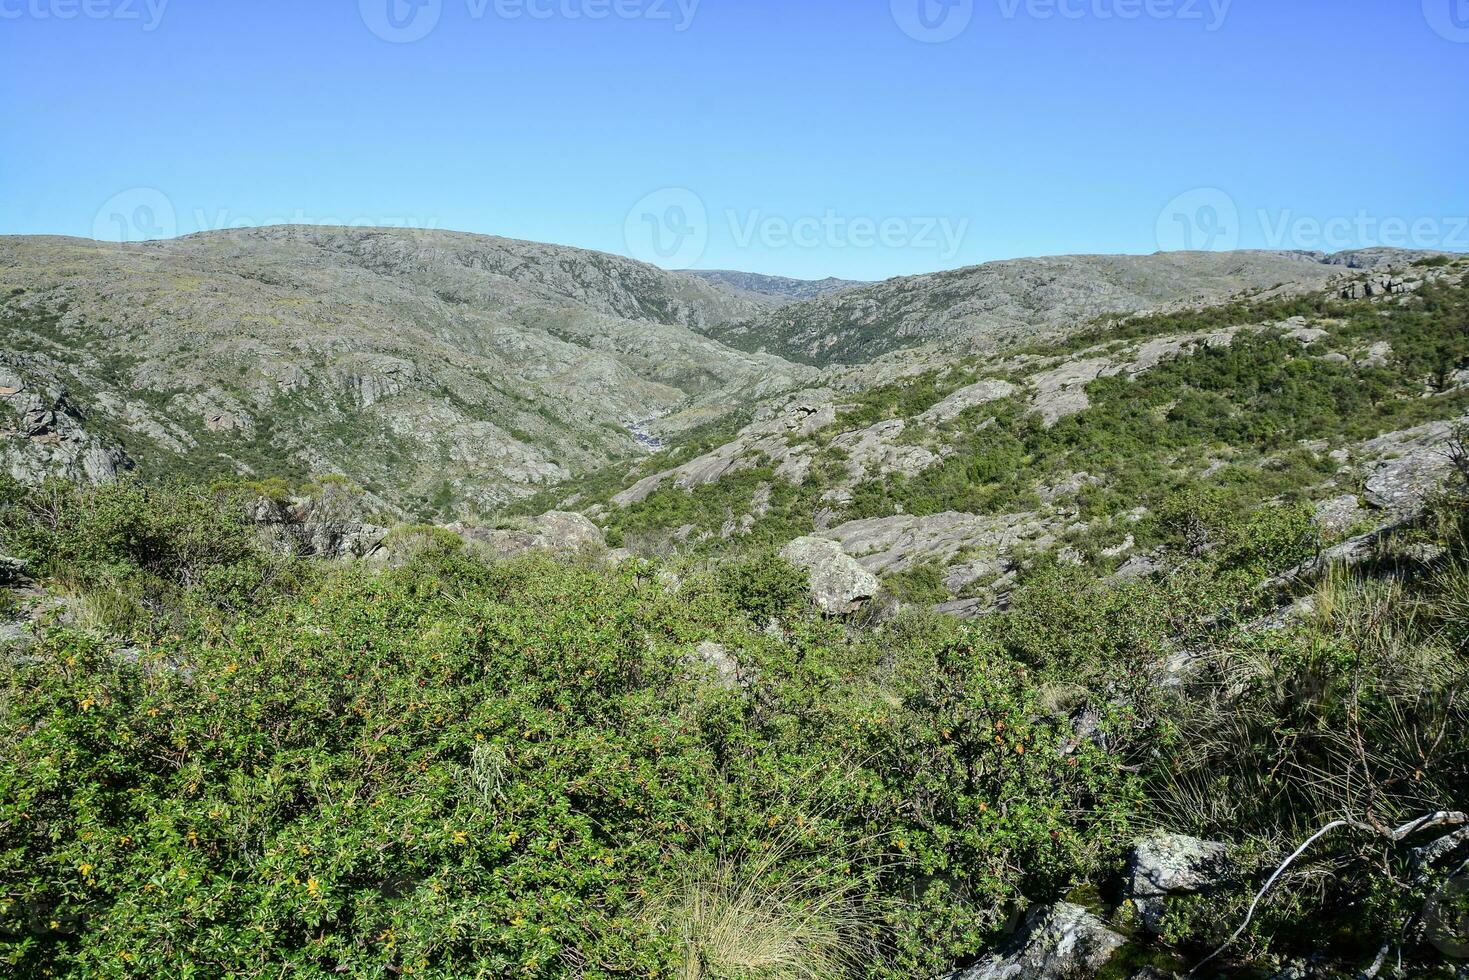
1357, 341, 1392, 369
919, 379, 1017, 423
1312, 494, 1363, 537
779, 536, 880, 616
450, 511, 605, 560
945, 902, 1127, 980
1360, 419, 1466, 514
0, 553, 26, 585
692, 640, 741, 688
825, 511, 1058, 576
1127, 833, 1232, 933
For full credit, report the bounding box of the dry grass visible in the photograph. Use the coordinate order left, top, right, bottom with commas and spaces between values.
648, 848, 878, 980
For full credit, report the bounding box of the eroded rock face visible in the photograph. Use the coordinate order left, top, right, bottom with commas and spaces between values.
1127, 834, 1232, 933
1360, 419, 1466, 514
825, 511, 1057, 576
612, 392, 837, 506
946, 902, 1127, 980
449, 511, 606, 559
919, 379, 1016, 423
247, 495, 390, 560
1, 363, 131, 485
779, 536, 880, 616
1313, 494, 1364, 537
692, 640, 742, 688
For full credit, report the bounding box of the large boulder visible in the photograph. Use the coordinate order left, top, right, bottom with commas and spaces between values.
946, 902, 1127, 980
0, 554, 26, 586
1361, 419, 1466, 515
779, 536, 880, 616
246, 493, 389, 561
1127, 833, 1232, 933
449, 511, 606, 560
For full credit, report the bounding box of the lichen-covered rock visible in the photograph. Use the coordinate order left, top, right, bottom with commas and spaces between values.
0, 553, 26, 586
1313, 494, 1363, 537
1361, 419, 1467, 514
1127, 833, 1232, 933
779, 536, 880, 616
449, 511, 606, 560
946, 902, 1127, 980
692, 640, 741, 688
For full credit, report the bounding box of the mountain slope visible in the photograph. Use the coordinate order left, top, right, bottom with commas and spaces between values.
0, 227, 812, 515
702, 250, 1366, 366
683, 269, 867, 306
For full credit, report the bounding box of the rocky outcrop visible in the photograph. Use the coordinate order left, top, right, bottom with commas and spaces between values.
946, 902, 1126, 980
0, 553, 26, 586
829, 419, 939, 483
449, 511, 606, 559
613, 393, 837, 506
1339, 275, 1410, 300
779, 536, 880, 616
247, 495, 389, 560
1312, 494, 1364, 537
919, 379, 1016, 423
1127, 834, 1232, 933
1360, 418, 1466, 515
1, 363, 131, 485
825, 511, 1057, 576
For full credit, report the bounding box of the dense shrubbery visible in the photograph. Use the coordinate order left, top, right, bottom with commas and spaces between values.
1, 451, 1466, 977
1, 480, 1140, 978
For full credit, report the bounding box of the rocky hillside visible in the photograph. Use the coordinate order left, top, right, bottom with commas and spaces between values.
701, 250, 1391, 366
549, 255, 1469, 621
684, 269, 867, 306
0, 227, 812, 516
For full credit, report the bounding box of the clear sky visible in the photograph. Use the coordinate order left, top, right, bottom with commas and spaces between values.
2, 0, 1466, 280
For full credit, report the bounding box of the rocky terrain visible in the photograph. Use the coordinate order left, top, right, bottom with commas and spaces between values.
685, 269, 867, 305
0, 227, 810, 516
4, 231, 1427, 522
699, 249, 1414, 366
2, 232, 1468, 979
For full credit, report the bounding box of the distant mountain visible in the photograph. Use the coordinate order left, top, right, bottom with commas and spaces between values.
0, 227, 811, 515
699, 250, 1369, 366
684, 269, 867, 306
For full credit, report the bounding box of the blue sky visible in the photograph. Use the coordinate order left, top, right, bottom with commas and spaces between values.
1, 0, 1466, 280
